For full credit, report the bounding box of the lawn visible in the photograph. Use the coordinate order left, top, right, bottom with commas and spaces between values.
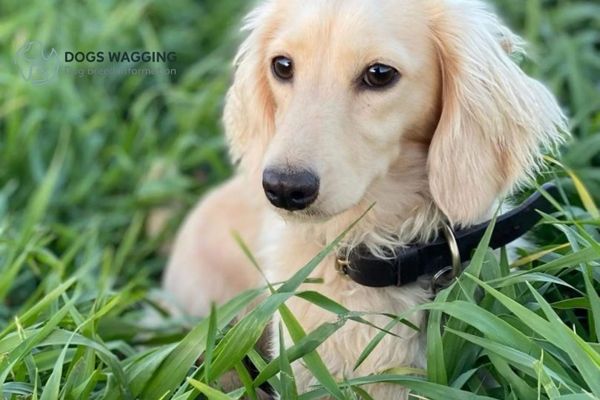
0, 0, 599, 399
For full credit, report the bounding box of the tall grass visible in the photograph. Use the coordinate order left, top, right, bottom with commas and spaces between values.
0, 0, 598, 398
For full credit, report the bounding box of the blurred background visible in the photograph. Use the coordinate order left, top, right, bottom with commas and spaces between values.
0, 0, 598, 356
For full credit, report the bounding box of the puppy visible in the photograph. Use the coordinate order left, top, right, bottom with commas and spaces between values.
164, 0, 567, 397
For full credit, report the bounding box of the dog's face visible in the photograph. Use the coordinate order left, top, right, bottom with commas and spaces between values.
258, 0, 440, 219
225, 0, 566, 226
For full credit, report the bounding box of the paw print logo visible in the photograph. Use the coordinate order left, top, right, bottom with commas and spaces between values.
14, 41, 60, 85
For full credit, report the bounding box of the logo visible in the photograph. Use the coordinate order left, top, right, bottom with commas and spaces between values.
13, 42, 178, 83
14, 41, 60, 85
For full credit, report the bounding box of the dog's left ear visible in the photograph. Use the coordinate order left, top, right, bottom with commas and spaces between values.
427, 0, 568, 226
223, 2, 278, 173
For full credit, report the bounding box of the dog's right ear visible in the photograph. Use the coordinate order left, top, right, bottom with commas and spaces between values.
224, 3, 278, 173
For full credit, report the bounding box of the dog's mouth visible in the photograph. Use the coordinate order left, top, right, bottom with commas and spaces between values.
276, 204, 335, 223
268, 192, 367, 224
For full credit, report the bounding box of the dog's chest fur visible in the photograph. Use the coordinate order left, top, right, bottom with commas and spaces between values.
261, 214, 432, 398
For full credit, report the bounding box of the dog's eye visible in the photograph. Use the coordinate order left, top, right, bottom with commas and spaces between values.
272, 56, 294, 81
362, 63, 399, 88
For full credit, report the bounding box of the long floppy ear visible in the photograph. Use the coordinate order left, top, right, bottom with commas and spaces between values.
223, 2, 278, 173
427, 0, 568, 226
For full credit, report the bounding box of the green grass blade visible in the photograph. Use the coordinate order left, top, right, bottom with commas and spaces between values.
187, 378, 235, 400
141, 288, 262, 399
278, 322, 298, 400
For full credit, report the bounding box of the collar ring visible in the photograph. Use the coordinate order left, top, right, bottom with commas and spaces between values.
432, 223, 462, 291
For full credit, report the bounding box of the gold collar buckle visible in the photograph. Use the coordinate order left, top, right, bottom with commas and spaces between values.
432, 223, 462, 292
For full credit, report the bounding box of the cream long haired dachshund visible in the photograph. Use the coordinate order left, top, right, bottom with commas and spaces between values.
164, 0, 567, 397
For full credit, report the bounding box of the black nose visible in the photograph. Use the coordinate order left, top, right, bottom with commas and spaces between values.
262, 168, 320, 211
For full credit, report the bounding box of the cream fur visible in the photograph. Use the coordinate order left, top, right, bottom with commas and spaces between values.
163, 0, 568, 398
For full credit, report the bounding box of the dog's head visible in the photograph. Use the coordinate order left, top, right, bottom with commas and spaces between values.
224, 0, 567, 227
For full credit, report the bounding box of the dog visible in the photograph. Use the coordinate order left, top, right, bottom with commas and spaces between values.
163, 0, 567, 397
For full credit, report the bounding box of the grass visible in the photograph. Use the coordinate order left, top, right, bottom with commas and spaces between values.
0, 0, 599, 398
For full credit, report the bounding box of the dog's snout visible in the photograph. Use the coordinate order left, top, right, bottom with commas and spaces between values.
262, 168, 320, 211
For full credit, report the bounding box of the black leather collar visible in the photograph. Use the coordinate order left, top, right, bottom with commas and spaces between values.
336, 183, 559, 288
